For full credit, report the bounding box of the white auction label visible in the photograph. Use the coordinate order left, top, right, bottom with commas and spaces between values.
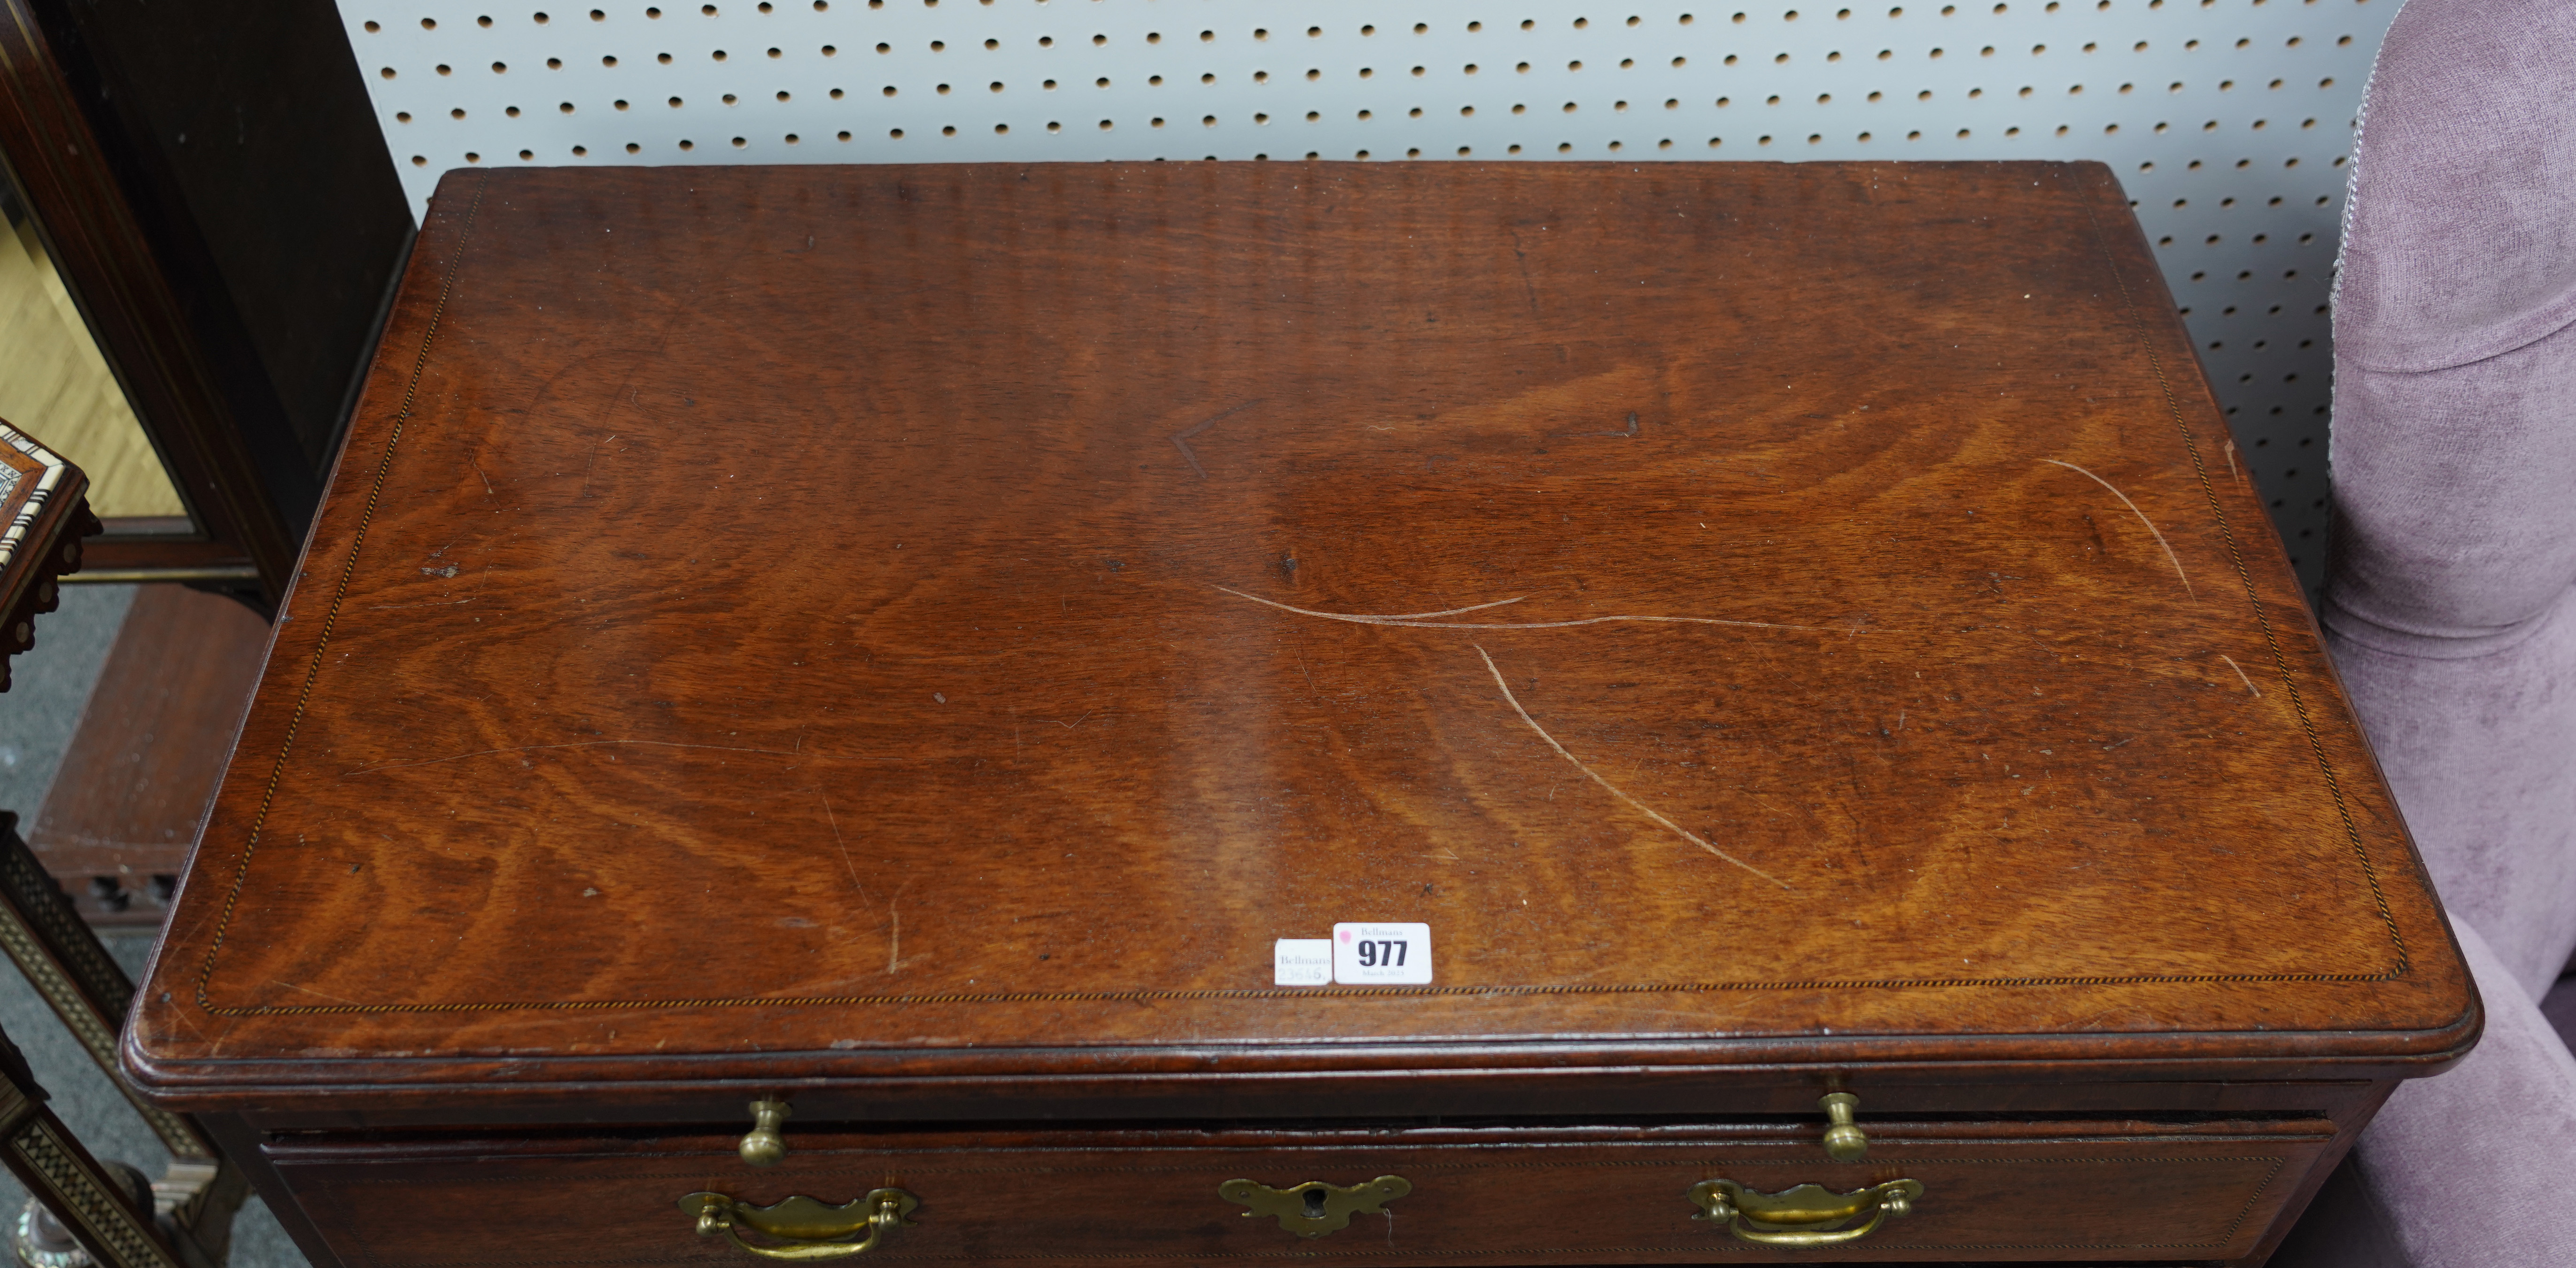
1332, 923, 1434, 985
1273, 939, 1334, 987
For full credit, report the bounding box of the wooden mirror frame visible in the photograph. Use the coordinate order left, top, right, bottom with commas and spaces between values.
0, 0, 411, 599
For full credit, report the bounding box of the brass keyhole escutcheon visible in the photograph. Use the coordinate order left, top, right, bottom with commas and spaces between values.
1819, 1091, 1868, 1161
1219, 1176, 1412, 1237
740, 1099, 791, 1168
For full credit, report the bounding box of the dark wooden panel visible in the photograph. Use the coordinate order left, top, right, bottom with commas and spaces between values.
274, 1120, 2337, 1266
126, 163, 2471, 1116
31, 0, 413, 524
27, 584, 267, 924
229, 1078, 2395, 1136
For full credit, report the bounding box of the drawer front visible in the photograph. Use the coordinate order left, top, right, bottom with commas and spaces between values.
273, 1121, 2334, 1266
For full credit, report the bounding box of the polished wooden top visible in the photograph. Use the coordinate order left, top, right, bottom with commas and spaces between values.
127, 162, 2472, 1110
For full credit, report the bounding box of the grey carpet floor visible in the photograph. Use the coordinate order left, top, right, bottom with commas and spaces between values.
0, 585, 308, 1266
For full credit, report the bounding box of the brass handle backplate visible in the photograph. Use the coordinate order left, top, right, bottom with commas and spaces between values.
1218, 1176, 1412, 1238
681, 1189, 918, 1260
1688, 1178, 1923, 1248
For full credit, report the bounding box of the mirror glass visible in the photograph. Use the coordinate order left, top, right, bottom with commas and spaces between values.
0, 168, 189, 528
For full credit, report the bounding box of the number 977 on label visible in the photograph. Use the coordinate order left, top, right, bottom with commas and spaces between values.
1333, 923, 1434, 985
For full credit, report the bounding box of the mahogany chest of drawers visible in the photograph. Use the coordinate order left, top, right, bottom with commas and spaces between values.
125, 161, 2474, 1266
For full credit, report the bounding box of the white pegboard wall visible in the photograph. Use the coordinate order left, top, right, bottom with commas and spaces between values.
342, 0, 2399, 590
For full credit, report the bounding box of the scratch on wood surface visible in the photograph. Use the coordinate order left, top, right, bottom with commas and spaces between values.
885, 882, 916, 974
468, 458, 497, 496
2224, 438, 2246, 487
1169, 399, 1264, 479
2038, 458, 2193, 597
1474, 645, 1790, 890
1505, 227, 1540, 311
1217, 587, 1842, 634
1559, 412, 1641, 439
2219, 653, 2262, 697
341, 738, 803, 777
272, 980, 365, 1007
819, 791, 864, 895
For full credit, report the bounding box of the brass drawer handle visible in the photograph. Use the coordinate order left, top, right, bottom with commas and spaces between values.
1688, 1178, 1924, 1248
1218, 1176, 1412, 1237
1818, 1092, 1868, 1161
740, 1099, 792, 1168
680, 1189, 919, 1260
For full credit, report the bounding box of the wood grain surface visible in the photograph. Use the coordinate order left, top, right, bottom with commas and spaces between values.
126, 162, 2472, 1110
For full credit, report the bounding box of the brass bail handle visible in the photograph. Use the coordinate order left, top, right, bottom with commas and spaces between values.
682, 1188, 921, 1260
1819, 1091, 1868, 1161
742, 1099, 791, 1168
1690, 1178, 1924, 1248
